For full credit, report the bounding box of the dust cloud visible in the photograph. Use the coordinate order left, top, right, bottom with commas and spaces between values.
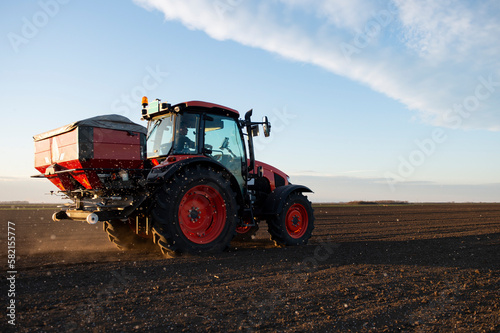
0, 206, 140, 268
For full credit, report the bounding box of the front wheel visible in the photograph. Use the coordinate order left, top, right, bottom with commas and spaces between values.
151, 165, 238, 257
267, 192, 314, 246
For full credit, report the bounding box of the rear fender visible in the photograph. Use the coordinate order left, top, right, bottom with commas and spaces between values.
147, 157, 245, 210
259, 184, 313, 217
147, 157, 209, 184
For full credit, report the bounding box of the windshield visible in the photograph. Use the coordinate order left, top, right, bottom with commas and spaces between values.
146, 113, 200, 159
147, 115, 174, 158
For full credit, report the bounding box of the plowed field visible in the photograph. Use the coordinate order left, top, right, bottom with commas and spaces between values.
1, 203, 499, 332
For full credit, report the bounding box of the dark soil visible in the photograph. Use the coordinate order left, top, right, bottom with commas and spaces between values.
1, 203, 499, 332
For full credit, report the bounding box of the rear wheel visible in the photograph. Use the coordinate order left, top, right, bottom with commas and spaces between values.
104, 218, 154, 251
267, 192, 314, 246
152, 165, 238, 257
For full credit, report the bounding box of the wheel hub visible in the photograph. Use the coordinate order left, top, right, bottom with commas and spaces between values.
188, 206, 201, 222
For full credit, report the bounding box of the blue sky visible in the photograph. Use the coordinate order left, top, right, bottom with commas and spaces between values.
0, 0, 499, 203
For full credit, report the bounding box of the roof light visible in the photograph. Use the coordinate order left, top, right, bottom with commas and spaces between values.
142, 96, 148, 107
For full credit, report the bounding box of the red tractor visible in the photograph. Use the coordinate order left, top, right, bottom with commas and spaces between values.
33, 98, 314, 256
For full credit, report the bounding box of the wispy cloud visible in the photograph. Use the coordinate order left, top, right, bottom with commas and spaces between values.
134, 0, 500, 130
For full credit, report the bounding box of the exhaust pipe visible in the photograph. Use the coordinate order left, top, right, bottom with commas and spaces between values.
57, 210, 100, 224
86, 213, 99, 224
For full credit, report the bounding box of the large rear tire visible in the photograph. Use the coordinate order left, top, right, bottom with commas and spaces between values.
267, 192, 314, 246
103, 219, 154, 251
151, 165, 238, 257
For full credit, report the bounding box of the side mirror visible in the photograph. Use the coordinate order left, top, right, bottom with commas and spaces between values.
262, 116, 271, 137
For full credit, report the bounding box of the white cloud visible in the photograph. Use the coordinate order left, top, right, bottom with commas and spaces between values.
395, 0, 499, 62
134, 0, 500, 130
278, 0, 378, 31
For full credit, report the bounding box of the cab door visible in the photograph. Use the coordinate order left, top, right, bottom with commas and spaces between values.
204, 115, 246, 189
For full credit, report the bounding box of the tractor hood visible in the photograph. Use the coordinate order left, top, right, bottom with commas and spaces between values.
252, 160, 290, 191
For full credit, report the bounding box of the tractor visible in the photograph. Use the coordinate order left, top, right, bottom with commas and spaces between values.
33, 97, 314, 256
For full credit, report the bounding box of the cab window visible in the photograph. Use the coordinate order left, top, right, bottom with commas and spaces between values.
172, 113, 199, 155
204, 115, 245, 187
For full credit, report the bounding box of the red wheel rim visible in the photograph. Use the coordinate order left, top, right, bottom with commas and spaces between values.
178, 185, 226, 244
285, 203, 308, 239
236, 219, 252, 234
236, 226, 251, 234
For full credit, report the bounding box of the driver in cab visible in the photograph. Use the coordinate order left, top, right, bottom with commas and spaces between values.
174, 120, 195, 153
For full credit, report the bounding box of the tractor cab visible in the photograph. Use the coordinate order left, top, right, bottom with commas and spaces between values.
142, 98, 256, 191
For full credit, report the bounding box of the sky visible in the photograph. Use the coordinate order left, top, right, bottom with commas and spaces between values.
0, 0, 499, 203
